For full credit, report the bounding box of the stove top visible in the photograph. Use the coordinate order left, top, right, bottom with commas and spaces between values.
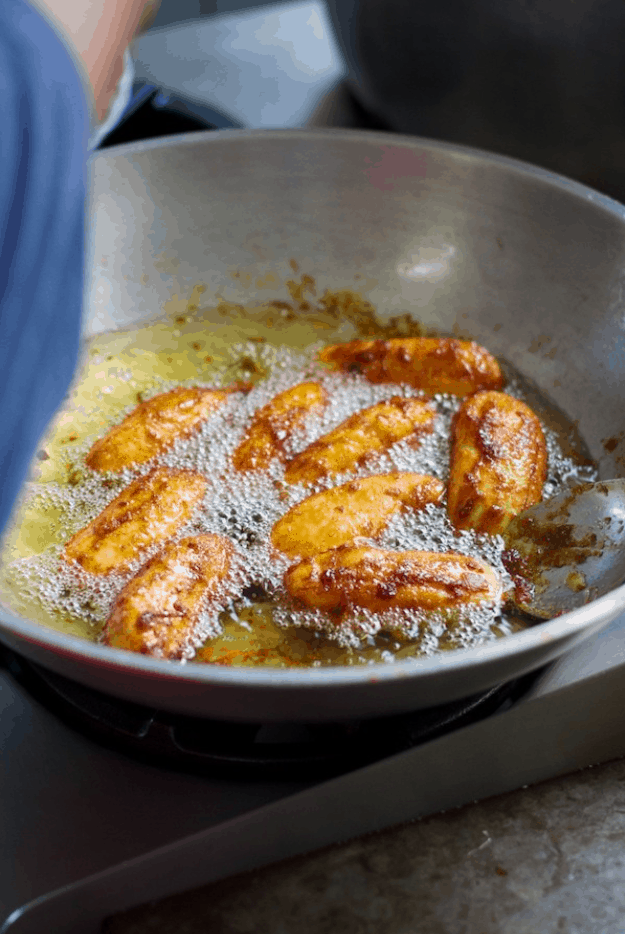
3, 613, 625, 934
4, 649, 541, 781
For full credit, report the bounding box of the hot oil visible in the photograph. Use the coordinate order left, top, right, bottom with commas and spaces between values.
0, 287, 596, 667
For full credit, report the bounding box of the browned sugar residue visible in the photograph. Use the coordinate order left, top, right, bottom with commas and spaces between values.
503, 483, 604, 607
603, 431, 625, 453
501, 549, 536, 606
203, 276, 428, 342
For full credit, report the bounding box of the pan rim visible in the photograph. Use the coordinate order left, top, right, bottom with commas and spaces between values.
90, 125, 625, 224
1, 584, 622, 687
4, 127, 625, 689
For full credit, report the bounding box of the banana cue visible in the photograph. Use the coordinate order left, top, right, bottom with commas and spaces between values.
56, 337, 547, 663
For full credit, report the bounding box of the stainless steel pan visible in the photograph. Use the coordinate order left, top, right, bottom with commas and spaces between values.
2, 128, 625, 722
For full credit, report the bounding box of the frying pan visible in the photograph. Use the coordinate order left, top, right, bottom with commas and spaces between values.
2, 128, 625, 722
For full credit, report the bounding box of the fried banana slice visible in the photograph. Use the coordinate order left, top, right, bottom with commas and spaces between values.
233, 381, 327, 472
448, 390, 547, 535
319, 338, 503, 396
103, 534, 236, 659
284, 396, 435, 485
62, 467, 207, 575
284, 545, 501, 613
86, 386, 237, 472
271, 472, 444, 559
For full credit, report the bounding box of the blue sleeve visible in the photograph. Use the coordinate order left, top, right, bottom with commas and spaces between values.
0, 1, 89, 532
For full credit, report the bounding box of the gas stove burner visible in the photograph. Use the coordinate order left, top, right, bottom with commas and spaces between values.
1, 648, 543, 781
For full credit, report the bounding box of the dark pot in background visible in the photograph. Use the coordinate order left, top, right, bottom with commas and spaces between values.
326, 0, 625, 202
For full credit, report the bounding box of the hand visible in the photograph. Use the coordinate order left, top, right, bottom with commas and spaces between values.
36, 0, 159, 119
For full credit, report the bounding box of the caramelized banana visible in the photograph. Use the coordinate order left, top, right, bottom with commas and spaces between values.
271, 473, 444, 559
233, 381, 327, 472
284, 396, 435, 485
103, 534, 236, 659
448, 390, 547, 535
319, 338, 503, 396
284, 545, 501, 612
86, 386, 239, 472
62, 467, 207, 575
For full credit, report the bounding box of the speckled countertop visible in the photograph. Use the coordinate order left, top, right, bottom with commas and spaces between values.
105, 756, 625, 934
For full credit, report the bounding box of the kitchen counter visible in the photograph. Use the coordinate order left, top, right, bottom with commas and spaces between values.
105, 755, 625, 933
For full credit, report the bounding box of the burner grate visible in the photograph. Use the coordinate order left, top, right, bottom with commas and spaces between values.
0, 648, 543, 781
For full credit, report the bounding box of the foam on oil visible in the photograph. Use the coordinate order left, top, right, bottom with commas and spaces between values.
0, 300, 596, 667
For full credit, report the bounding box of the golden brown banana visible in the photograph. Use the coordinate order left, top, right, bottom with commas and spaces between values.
283, 396, 435, 485
62, 467, 207, 575
103, 534, 236, 659
319, 338, 503, 396
86, 385, 239, 472
271, 472, 444, 559
233, 381, 327, 472
448, 390, 547, 535
284, 545, 501, 613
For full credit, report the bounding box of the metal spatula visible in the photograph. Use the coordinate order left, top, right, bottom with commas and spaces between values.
505, 479, 625, 620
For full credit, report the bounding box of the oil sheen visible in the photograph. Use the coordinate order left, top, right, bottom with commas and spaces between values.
0, 292, 596, 668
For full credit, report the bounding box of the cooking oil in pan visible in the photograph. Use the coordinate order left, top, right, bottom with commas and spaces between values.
0, 287, 596, 668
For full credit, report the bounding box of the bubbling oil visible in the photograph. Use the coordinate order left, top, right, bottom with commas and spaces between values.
0, 293, 596, 667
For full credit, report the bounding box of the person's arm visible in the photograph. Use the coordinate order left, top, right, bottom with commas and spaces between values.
35, 0, 156, 120
0, 1, 151, 533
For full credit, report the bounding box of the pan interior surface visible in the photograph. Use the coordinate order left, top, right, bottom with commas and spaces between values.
0, 281, 597, 665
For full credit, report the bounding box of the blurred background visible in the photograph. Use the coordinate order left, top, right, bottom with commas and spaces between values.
101, 0, 625, 204
99, 0, 348, 144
